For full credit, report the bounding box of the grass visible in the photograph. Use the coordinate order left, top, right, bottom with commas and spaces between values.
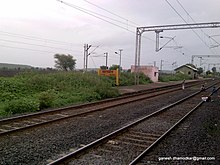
0, 71, 119, 116
0, 71, 152, 117
159, 73, 192, 82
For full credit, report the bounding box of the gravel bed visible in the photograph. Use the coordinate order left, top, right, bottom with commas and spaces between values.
0, 85, 215, 165
140, 91, 220, 165
70, 88, 209, 164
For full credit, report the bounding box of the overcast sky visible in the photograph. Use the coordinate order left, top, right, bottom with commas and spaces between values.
0, 0, 220, 70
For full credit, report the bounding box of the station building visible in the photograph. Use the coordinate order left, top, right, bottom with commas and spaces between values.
174, 64, 198, 79
131, 65, 159, 82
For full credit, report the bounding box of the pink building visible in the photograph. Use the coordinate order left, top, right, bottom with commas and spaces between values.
131, 65, 159, 82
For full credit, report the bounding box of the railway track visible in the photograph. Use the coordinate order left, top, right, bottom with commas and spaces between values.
48, 83, 219, 165
0, 80, 205, 136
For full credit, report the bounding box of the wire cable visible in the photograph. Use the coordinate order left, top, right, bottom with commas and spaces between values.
176, 0, 220, 47
0, 38, 81, 53
0, 30, 78, 46
56, 0, 154, 42
0, 44, 82, 57
57, 0, 135, 32
83, 0, 139, 26
165, 0, 215, 53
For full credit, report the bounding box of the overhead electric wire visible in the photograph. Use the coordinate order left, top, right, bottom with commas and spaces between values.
57, 0, 135, 32
0, 44, 58, 54
83, 0, 139, 26
56, 0, 154, 42
176, 0, 220, 47
0, 38, 81, 52
59, 0, 137, 28
0, 44, 82, 57
165, 0, 215, 53
0, 30, 79, 46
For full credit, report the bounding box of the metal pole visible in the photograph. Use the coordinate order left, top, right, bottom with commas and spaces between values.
134, 28, 139, 85
119, 49, 123, 70
104, 52, 108, 69
160, 60, 163, 71
137, 31, 142, 85
83, 44, 86, 71
86, 44, 88, 71
85, 44, 92, 71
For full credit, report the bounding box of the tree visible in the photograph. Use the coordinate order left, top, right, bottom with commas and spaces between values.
206, 70, 212, 75
54, 54, 76, 71
100, 65, 108, 70
197, 67, 203, 75
211, 67, 217, 74
109, 64, 122, 70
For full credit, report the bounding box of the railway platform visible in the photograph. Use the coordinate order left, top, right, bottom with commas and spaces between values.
117, 79, 201, 95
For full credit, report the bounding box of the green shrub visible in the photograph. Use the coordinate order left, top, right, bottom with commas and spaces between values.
0, 92, 18, 102
4, 98, 40, 114
0, 71, 121, 115
81, 91, 101, 102
159, 73, 191, 82
94, 86, 119, 99
139, 73, 152, 84
38, 89, 57, 109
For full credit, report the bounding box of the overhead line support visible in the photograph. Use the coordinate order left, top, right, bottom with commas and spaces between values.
134, 22, 220, 85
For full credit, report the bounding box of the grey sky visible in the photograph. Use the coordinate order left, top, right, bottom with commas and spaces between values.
0, 0, 220, 70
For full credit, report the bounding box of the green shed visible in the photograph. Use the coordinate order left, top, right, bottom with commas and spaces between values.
174, 64, 198, 79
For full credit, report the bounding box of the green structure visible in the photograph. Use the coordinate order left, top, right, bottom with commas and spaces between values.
175, 64, 198, 79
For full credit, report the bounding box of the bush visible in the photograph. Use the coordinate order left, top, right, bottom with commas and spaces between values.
4, 98, 40, 114
0, 71, 121, 116
81, 91, 101, 102
38, 89, 57, 109
159, 73, 191, 82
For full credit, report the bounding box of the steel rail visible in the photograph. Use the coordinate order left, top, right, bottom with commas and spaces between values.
0, 81, 199, 123
48, 82, 219, 165
0, 81, 203, 136
129, 86, 220, 164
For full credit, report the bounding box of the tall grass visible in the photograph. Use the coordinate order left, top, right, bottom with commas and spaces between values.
0, 71, 152, 116
159, 73, 192, 82
0, 71, 119, 116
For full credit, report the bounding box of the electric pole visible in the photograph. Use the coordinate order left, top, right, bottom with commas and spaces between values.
104, 52, 108, 69
160, 60, 164, 71
83, 44, 91, 72
115, 49, 123, 70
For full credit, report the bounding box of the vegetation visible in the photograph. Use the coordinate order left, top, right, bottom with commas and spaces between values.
0, 70, 153, 116
0, 63, 32, 69
119, 72, 152, 86
159, 73, 192, 82
0, 71, 119, 116
54, 54, 76, 71
197, 67, 203, 75
109, 64, 122, 71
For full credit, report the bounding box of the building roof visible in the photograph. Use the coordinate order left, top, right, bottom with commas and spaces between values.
175, 64, 198, 72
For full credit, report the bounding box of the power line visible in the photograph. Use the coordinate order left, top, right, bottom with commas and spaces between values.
56, 0, 154, 42
0, 44, 58, 54
57, 0, 135, 32
165, 0, 214, 53
0, 30, 79, 46
175, 0, 219, 47
83, 0, 139, 26
63, 0, 137, 28
0, 44, 82, 57
0, 38, 81, 53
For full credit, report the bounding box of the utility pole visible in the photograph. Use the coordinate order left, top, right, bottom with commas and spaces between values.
160, 60, 164, 71
155, 30, 163, 52
135, 22, 220, 85
83, 44, 91, 72
115, 49, 123, 70
104, 52, 108, 69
